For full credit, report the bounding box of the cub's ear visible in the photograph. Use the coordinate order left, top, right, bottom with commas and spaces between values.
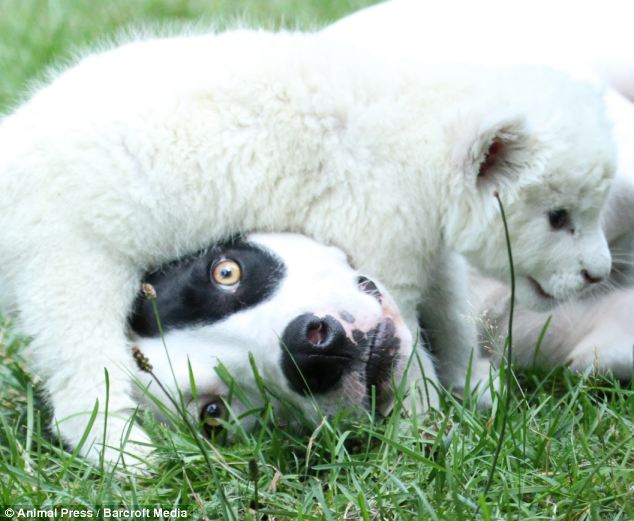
451, 110, 538, 190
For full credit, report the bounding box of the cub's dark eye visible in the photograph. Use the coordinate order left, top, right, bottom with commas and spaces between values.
548, 209, 570, 230
211, 258, 241, 287
201, 400, 226, 438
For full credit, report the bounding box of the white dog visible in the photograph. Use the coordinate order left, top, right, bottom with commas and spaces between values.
327, 0, 634, 378
130, 233, 411, 441
0, 30, 615, 466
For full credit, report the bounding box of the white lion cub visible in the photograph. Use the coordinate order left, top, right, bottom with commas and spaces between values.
0, 30, 615, 467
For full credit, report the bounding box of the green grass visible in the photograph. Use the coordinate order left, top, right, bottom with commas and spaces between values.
1, 1, 633, 519
1, 317, 632, 519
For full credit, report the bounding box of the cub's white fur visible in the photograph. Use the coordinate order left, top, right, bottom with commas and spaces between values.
328, 0, 634, 379
0, 30, 615, 465
471, 269, 634, 381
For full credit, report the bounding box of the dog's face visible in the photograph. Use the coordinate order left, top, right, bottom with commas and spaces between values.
129, 233, 411, 435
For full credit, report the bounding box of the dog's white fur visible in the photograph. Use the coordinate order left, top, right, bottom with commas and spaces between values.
0, 30, 615, 465
327, 0, 634, 378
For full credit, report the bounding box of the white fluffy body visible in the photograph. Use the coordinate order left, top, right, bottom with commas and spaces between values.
325, 0, 634, 102
328, 0, 634, 379
0, 29, 616, 465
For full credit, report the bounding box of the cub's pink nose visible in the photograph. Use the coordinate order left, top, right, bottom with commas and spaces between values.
581, 269, 603, 285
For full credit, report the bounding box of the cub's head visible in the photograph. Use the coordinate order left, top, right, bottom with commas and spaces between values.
447, 67, 616, 311
128, 233, 411, 437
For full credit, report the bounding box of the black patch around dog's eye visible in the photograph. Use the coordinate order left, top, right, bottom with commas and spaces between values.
129, 239, 286, 336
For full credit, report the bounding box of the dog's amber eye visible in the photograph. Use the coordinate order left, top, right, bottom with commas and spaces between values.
211, 259, 241, 287
201, 400, 226, 438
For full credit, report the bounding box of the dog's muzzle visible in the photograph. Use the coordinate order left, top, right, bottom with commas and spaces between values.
280, 312, 401, 402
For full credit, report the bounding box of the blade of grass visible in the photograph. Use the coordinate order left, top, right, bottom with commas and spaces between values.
481, 192, 516, 502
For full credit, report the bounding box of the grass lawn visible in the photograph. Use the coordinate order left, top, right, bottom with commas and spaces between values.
0, 1, 633, 519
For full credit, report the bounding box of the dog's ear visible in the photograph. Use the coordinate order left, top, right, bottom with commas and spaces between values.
451, 110, 539, 190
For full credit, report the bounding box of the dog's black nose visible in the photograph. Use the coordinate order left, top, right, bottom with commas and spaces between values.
280, 313, 353, 395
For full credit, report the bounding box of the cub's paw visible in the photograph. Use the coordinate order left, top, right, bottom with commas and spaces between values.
400, 376, 441, 416
97, 422, 155, 475
455, 358, 498, 409
92, 419, 155, 474
57, 413, 155, 474
568, 339, 634, 381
